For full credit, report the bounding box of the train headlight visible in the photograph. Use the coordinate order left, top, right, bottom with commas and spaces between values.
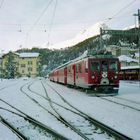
92, 75, 95, 79
114, 75, 117, 79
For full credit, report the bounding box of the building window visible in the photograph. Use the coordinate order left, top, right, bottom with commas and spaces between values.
21, 64, 26, 67
28, 67, 32, 71
28, 61, 33, 65
22, 70, 24, 73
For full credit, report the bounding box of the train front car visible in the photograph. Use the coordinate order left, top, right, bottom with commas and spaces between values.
88, 57, 120, 93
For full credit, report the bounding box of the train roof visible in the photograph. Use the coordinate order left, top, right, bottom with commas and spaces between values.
49, 54, 118, 73
71, 55, 118, 62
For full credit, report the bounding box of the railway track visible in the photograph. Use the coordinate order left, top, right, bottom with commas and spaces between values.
0, 115, 27, 140
80, 84, 140, 112
0, 98, 68, 140
115, 96, 140, 105
21, 81, 92, 139
99, 96, 140, 112
20, 81, 86, 139
28, 79, 132, 140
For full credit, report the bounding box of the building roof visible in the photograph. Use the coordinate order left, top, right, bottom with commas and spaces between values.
121, 65, 139, 70
0, 54, 3, 58
118, 55, 138, 63
135, 52, 139, 58
16, 52, 40, 58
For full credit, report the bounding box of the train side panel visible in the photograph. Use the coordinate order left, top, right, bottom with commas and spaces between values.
67, 63, 76, 86
53, 70, 58, 82
48, 71, 54, 81
75, 58, 90, 88
58, 67, 67, 84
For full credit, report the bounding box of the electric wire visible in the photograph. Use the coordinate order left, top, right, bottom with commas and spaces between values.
106, 0, 137, 22
0, 1, 138, 32
0, 0, 4, 9
28, 0, 54, 33
47, 0, 58, 46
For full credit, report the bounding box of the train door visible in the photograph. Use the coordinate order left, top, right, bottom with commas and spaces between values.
89, 59, 101, 85
64, 67, 67, 84
67, 63, 75, 86
73, 64, 76, 85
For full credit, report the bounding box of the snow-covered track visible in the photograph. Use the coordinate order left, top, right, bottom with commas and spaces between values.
44, 81, 132, 140
115, 96, 140, 105
23, 81, 92, 140
0, 81, 19, 91
0, 115, 27, 140
100, 96, 140, 112
40, 81, 96, 140
0, 98, 68, 140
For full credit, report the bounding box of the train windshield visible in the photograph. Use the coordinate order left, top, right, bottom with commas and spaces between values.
109, 61, 118, 71
90, 61, 100, 71
102, 61, 108, 71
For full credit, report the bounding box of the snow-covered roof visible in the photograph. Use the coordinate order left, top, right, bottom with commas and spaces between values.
135, 52, 139, 58
121, 65, 139, 70
123, 23, 138, 30
118, 55, 138, 63
16, 52, 40, 58
0, 54, 3, 58
46, 22, 108, 49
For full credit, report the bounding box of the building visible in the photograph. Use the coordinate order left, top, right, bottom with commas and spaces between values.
1, 52, 40, 78
118, 55, 139, 67
106, 45, 121, 56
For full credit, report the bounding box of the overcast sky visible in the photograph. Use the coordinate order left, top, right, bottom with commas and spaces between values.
0, 0, 139, 53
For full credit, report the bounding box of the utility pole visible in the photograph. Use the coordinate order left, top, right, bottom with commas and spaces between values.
133, 9, 140, 86
0, 50, 4, 81
100, 28, 103, 49
134, 9, 140, 84
138, 9, 140, 86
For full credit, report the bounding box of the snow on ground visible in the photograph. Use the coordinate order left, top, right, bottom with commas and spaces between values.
42, 80, 140, 139
0, 78, 82, 140
0, 124, 20, 140
0, 78, 140, 139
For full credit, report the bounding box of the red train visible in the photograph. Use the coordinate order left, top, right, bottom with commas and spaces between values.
48, 56, 120, 92
119, 65, 139, 80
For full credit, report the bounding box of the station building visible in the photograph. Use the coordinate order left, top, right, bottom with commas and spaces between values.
0, 52, 40, 78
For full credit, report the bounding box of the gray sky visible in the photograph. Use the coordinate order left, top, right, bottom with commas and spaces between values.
0, 0, 139, 53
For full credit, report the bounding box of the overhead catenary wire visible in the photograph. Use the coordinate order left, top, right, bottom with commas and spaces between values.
0, 0, 137, 32
24, 0, 55, 48
0, 0, 4, 9
106, 0, 137, 22
27, 0, 54, 33
47, 0, 58, 45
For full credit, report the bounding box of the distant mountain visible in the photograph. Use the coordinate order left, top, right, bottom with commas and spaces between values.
47, 22, 109, 49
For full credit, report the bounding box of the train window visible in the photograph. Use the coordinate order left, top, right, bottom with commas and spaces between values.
102, 61, 108, 71
90, 61, 100, 71
109, 61, 117, 71
85, 61, 88, 73
76, 65, 78, 73
79, 63, 82, 73
68, 67, 71, 73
